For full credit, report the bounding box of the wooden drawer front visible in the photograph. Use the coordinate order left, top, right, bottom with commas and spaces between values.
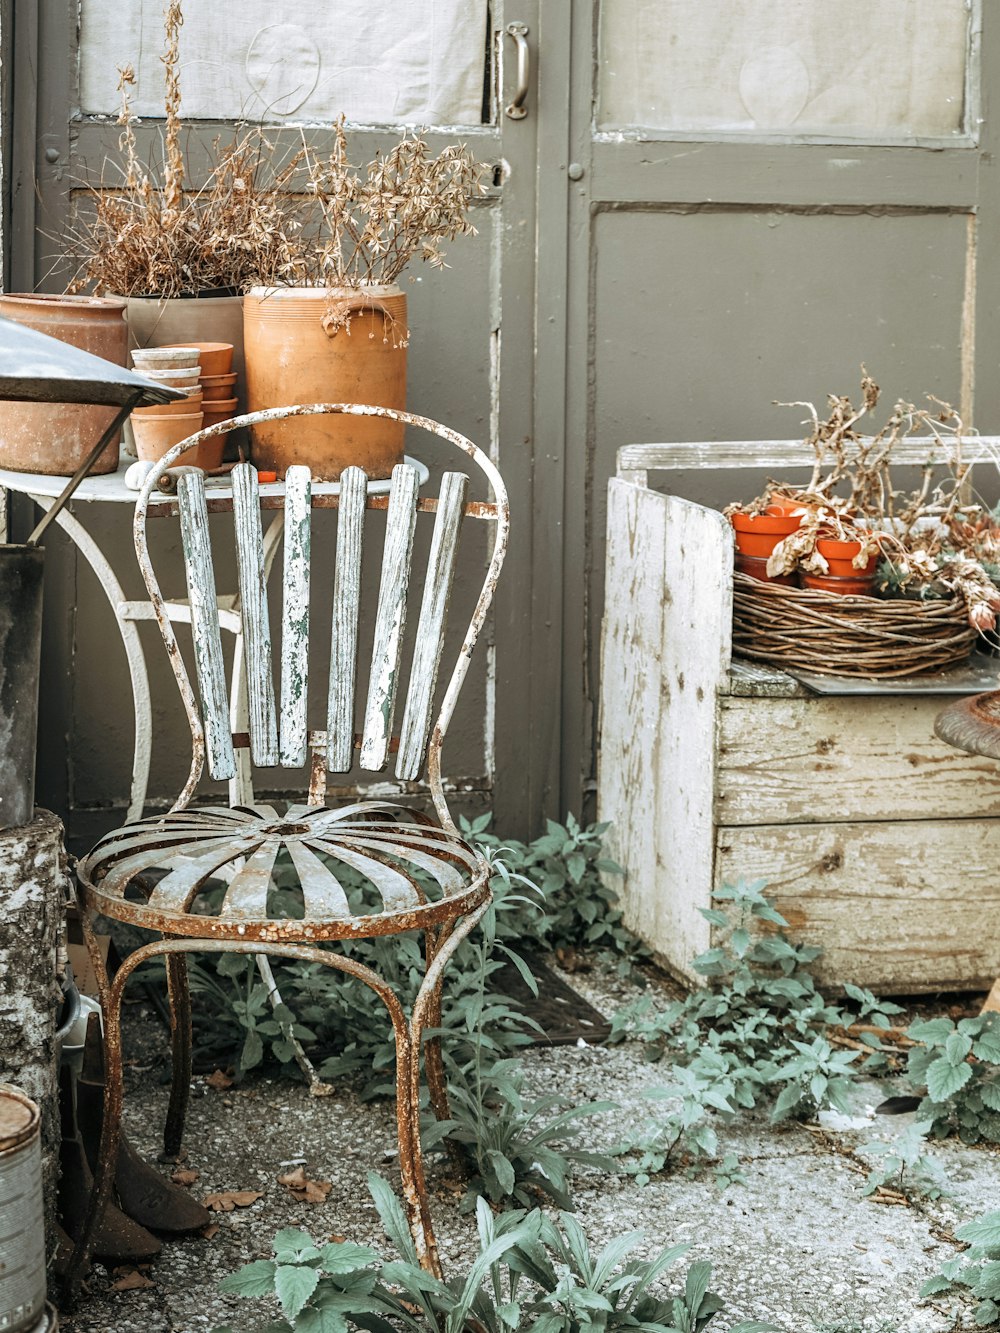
715, 819, 1000, 993
717, 696, 1000, 825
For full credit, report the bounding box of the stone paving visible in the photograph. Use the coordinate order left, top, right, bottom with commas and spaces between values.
59, 961, 1000, 1333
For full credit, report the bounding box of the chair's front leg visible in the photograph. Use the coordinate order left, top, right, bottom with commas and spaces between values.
61, 931, 129, 1306
164, 953, 192, 1159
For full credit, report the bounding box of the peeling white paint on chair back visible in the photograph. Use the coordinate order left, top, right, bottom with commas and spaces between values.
132, 404, 511, 822
279, 467, 312, 768
361, 464, 420, 771
176, 472, 236, 782
326, 467, 366, 772
396, 470, 468, 780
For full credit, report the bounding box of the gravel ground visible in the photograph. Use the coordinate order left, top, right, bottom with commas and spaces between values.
58, 959, 1000, 1333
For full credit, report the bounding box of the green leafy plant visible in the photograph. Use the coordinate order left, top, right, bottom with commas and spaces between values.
460, 814, 637, 965
214, 1173, 778, 1333
857, 1120, 948, 1203
920, 1210, 1000, 1327
905, 1014, 1000, 1144
434, 1055, 616, 1210
610, 880, 904, 1182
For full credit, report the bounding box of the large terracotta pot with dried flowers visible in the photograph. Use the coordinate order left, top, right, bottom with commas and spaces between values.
244, 285, 407, 481
243, 117, 484, 480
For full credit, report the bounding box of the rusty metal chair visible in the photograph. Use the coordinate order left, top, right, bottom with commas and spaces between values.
65, 405, 509, 1295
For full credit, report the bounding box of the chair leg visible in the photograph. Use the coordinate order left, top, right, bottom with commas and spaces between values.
61, 919, 129, 1306
164, 953, 192, 1159
423, 925, 452, 1125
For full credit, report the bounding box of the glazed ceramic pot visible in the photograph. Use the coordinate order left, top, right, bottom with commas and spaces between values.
0, 294, 127, 474
243, 285, 407, 481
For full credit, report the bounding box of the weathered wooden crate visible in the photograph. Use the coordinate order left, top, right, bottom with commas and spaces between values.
597, 440, 1000, 994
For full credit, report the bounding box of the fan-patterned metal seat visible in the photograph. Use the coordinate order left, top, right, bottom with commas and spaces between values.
67, 405, 509, 1297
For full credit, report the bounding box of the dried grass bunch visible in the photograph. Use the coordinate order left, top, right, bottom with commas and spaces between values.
66, 3, 487, 304
727, 370, 1000, 633
67, 4, 304, 298
294, 117, 487, 290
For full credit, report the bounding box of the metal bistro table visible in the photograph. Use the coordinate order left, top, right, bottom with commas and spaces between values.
0, 455, 430, 821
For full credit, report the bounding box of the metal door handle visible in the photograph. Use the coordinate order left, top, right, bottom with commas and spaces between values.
504, 22, 530, 120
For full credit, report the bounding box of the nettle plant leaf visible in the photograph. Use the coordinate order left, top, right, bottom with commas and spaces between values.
925, 1056, 974, 1102
274, 1263, 321, 1320
959, 1213, 1000, 1249
219, 1258, 277, 1298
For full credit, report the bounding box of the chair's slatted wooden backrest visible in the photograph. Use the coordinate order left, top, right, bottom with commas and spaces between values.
175, 458, 474, 788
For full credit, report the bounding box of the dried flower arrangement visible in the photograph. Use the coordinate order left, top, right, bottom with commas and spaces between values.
66, 3, 487, 305
725, 369, 1000, 636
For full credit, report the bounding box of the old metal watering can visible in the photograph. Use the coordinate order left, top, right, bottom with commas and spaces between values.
0, 318, 182, 828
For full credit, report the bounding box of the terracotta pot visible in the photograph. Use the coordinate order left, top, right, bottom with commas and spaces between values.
131, 412, 206, 468
131, 346, 200, 371
730, 510, 802, 559
815, 537, 878, 577
801, 571, 877, 597
243, 285, 407, 481
144, 369, 201, 388
133, 393, 203, 417
200, 373, 239, 401
125, 295, 245, 415
198, 434, 227, 470
201, 398, 238, 429
734, 552, 797, 585
0, 294, 127, 475
160, 341, 233, 376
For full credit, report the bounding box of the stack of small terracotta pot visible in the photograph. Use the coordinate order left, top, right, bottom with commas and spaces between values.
129, 341, 237, 470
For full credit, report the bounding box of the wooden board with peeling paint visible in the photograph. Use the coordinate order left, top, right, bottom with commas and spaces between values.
598, 446, 1000, 995
717, 696, 1000, 825
715, 818, 1000, 994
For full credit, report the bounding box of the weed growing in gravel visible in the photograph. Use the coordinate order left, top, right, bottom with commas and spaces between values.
212, 1172, 780, 1333
857, 1120, 949, 1203
905, 1014, 1000, 1144
921, 1210, 1000, 1326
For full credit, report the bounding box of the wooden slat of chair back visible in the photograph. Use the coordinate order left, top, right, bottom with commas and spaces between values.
176, 472, 237, 781
326, 466, 366, 772
360, 463, 421, 770
179, 459, 480, 784
279, 467, 312, 767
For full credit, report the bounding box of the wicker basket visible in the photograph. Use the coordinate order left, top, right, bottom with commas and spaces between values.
731, 573, 977, 677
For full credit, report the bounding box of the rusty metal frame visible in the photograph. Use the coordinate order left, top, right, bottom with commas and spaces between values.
64, 405, 510, 1304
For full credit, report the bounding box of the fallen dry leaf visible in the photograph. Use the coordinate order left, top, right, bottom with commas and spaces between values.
278, 1165, 332, 1204
328, 1233, 346, 1243
201, 1223, 220, 1240
170, 1168, 199, 1187
112, 1269, 155, 1291
203, 1190, 265, 1212
205, 1069, 234, 1091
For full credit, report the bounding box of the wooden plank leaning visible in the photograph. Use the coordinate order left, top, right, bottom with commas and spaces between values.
176, 471, 236, 780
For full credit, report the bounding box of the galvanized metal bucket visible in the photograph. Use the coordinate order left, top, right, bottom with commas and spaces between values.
0, 1085, 47, 1333
0, 547, 44, 830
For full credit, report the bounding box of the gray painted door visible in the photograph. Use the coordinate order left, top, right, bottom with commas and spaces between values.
11, 1, 558, 842
563, 0, 1000, 818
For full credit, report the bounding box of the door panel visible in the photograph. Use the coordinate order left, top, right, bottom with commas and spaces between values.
18, 0, 550, 840
598, 0, 973, 141
562, 1, 1000, 821
78, 0, 489, 125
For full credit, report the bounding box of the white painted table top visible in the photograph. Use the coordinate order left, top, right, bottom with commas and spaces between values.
0, 455, 430, 503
